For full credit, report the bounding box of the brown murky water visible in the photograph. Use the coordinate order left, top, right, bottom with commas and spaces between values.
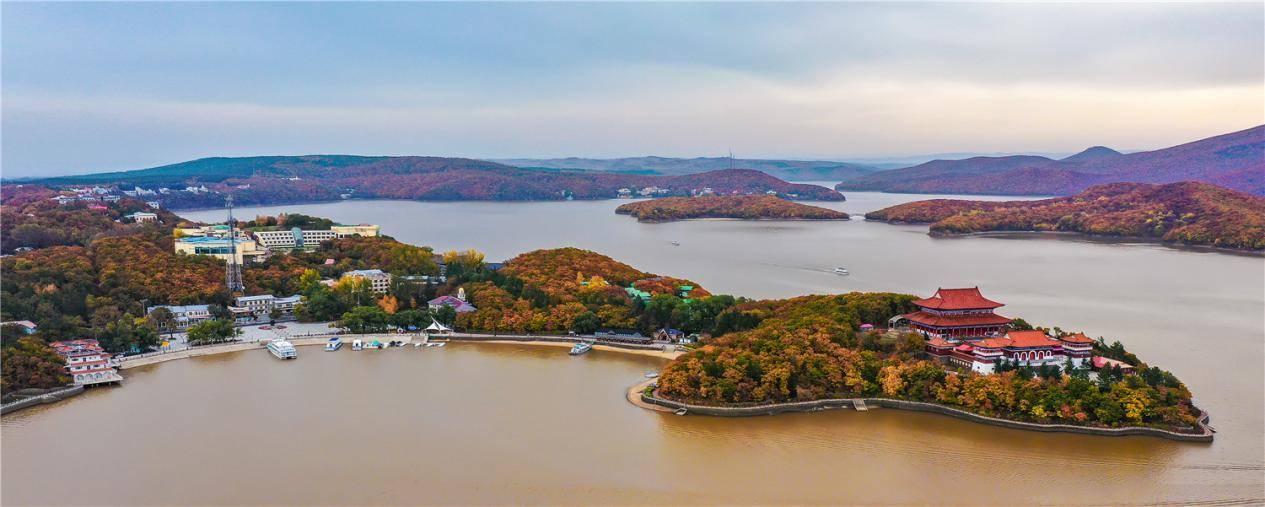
1, 342, 1260, 506
5, 193, 1262, 505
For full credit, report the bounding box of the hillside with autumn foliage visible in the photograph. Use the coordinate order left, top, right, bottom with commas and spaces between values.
656, 293, 1200, 431
865, 182, 1265, 252
21, 156, 844, 208
0, 187, 186, 254
615, 195, 849, 222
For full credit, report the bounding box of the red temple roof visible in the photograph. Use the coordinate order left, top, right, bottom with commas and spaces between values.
913, 287, 1004, 310
974, 330, 1058, 349
903, 311, 1012, 328
927, 337, 954, 348
1059, 332, 1095, 345
1005, 330, 1059, 348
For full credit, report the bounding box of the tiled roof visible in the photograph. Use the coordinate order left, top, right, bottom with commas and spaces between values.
913, 287, 1004, 310
1059, 332, 1095, 345
903, 311, 1012, 327
973, 330, 1058, 350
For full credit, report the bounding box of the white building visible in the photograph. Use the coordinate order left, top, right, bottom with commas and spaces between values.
147, 304, 212, 329
173, 236, 267, 264
50, 340, 123, 386
229, 294, 302, 322
125, 212, 159, 223
342, 269, 392, 294
252, 224, 380, 251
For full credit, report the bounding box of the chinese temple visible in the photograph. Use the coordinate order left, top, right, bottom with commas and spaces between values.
895, 287, 1012, 338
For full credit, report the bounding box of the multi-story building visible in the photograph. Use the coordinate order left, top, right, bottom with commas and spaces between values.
927, 330, 1095, 375
342, 269, 392, 294
147, 304, 213, 329
252, 224, 380, 251
49, 339, 123, 386
125, 212, 159, 223
229, 294, 302, 321
893, 287, 1012, 339
173, 236, 267, 264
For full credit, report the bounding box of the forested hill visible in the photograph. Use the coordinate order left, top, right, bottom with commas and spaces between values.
17, 156, 843, 208
836, 125, 1264, 196
865, 181, 1265, 252
493, 156, 879, 182
615, 195, 849, 222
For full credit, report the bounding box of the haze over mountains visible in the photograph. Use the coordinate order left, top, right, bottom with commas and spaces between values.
837, 125, 1264, 196
492, 157, 880, 182
11, 125, 1262, 207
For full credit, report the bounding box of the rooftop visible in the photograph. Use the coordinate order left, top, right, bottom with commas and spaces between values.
913, 287, 1004, 310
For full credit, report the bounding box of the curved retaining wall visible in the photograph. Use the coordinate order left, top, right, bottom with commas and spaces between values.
1, 386, 85, 415
641, 391, 1214, 442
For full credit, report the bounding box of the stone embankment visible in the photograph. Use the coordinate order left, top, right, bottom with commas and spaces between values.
1, 386, 85, 415
638, 389, 1214, 442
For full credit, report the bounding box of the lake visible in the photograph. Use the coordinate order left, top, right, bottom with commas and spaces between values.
4, 190, 1262, 505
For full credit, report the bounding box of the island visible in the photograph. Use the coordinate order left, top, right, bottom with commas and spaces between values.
614, 195, 849, 223
865, 181, 1265, 253
0, 186, 1209, 439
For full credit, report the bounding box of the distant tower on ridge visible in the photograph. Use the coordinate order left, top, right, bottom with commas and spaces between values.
224, 195, 245, 294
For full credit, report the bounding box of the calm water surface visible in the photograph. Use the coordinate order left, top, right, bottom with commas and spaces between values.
5, 190, 1262, 505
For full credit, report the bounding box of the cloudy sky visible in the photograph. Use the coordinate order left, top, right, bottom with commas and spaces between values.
3, 2, 1262, 177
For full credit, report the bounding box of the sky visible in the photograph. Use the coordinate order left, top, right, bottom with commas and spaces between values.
2, 2, 1263, 177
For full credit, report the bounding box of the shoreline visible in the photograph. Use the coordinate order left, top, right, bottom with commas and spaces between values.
118, 333, 681, 370
864, 218, 1264, 257
636, 388, 1215, 442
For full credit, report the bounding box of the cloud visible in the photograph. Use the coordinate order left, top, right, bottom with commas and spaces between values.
2, 2, 1262, 176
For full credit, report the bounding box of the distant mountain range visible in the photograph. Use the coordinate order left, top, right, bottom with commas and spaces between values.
17, 156, 843, 209
837, 125, 1264, 196
492, 156, 880, 182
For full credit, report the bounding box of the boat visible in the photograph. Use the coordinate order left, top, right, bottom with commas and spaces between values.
674, 408, 688, 416
644, 372, 659, 379
413, 342, 424, 348
371, 340, 383, 349
324, 337, 342, 351
833, 267, 849, 275
670, 241, 680, 246
351, 339, 363, 351
436, 342, 446, 347
266, 338, 297, 360
569, 342, 593, 355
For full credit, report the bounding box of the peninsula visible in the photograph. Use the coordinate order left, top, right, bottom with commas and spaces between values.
614, 195, 849, 222
865, 181, 1265, 253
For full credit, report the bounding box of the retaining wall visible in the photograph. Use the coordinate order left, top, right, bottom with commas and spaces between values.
1, 385, 85, 415
641, 391, 1214, 442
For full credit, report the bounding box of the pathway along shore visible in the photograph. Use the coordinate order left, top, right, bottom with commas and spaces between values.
631, 384, 1215, 442
119, 332, 681, 370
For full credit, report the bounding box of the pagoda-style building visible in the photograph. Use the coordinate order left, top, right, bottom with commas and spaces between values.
895, 287, 1012, 339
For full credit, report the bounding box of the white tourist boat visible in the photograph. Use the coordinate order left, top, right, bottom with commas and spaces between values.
325, 337, 342, 351
569, 342, 593, 355
351, 339, 363, 351
267, 338, 297, 360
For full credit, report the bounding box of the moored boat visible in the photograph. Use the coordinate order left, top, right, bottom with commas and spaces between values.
325, 337, 342, 351
569, 342, 593, 355
267, 338, 297, 360
352, 339, 363, 351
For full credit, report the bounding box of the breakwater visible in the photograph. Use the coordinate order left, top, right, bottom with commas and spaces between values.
1, 386, 85, 415
640, 390, 1214, 442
